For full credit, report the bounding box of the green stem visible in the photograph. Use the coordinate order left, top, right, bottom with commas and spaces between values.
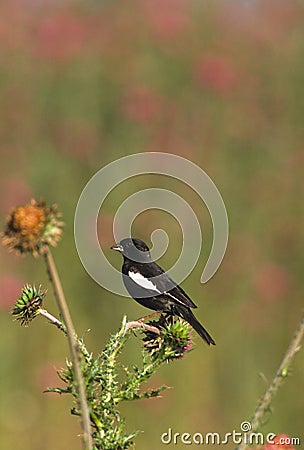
237, 311, 304, 450
43, 247, 93, 450
116, 358, 162, 403
38, 308, 65, 332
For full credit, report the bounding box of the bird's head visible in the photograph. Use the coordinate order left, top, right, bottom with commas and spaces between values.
111, 237, 151, 262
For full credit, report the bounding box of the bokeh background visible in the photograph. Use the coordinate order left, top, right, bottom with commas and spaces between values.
0, 0, 303, 449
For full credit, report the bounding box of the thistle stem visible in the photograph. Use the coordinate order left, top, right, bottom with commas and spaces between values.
237, 311, 304, 450
43, 247, 92, 450
39, 308, 65, 331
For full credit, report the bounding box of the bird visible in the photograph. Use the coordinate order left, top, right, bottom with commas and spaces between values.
111, 237, 215, 346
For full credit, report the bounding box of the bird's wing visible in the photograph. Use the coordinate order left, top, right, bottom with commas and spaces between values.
128, 270, 161, 294
164, 285, 197, 309
135, 261, 198, 309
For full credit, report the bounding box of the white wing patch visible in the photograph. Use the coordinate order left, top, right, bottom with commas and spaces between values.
128, 270, 161, 293
166, 291, 187, 306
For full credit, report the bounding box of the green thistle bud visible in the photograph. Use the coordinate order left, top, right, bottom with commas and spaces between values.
143, 315, 193, 362
12, 284, 47, 326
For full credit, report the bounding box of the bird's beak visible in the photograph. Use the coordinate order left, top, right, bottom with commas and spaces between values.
111, 243, 123, 252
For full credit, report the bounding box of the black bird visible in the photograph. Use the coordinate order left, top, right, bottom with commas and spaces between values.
111, 237, 215, 346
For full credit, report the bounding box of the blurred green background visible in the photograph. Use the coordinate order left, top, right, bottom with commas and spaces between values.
0, 1, 303, 449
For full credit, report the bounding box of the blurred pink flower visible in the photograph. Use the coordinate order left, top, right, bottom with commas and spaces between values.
122, 86, 162, 124
142, 0, 189, 40
194, 54, 236, 94
251, 3, 301, 47
0, 2, 30, 54
84, 13, 114, 55
0, 274, 22, 310
240, 262, 293, 333
219, 2, 300, 50
1, 84, 33, 133
33, 10, 88, 62
254, 263, 292, 303
52, 119, 97, 161
0, 177, 32, 214
264, 434, 295, 450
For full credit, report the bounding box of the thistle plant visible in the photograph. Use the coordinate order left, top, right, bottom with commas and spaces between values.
11, 284, 192, 450
12, 284, 47, 326
2, 198, 63, 256
3, 199, 193, 450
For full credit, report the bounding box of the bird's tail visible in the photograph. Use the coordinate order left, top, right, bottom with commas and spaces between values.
176, 306, 216, 346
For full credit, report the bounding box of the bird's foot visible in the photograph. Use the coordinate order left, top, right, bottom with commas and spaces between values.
135, 310, 163, 323
124, 311, 163, 335
125, 319, 160, 335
